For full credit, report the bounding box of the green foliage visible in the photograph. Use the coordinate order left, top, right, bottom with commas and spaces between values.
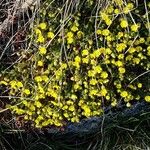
0, 0, 150, 128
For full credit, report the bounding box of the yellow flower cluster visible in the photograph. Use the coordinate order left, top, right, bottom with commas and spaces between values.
0, 1, 150, 128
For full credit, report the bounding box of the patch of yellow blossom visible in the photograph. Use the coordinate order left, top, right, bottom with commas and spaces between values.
116, 43, 127, 52
47, 31, 54, 39
23, 89, 30, 95
73, 56, 81, 68
0, 80, 8, 86
137, 83, 142, 88
120, 19, 128, 28
36, 35, 45, 43
39, 22, 47, 30
35, 76, 42, 82
118, 67, 126, 74
100, 88, 107, 97
82, 104, 91, 117
101, 71, 108, 79
102, 29, 110, 36
10, 80, 17, 89
66, 31, 74, 44
131, 24, 139, 32
35, 28, 42, 35
77, 31, 84, 39
100, 12, 112, 26
71, 25, 78, 32
82, 49, 89, 56
111, 99, 117, 107
90, 79, 97, 85
145, 96, 150, 102
120, 91, 128, 98
37, 60, 44, 67
39, 46, 47, 55
96, 29, 101, 35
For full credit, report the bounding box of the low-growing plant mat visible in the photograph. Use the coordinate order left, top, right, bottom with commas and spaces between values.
0, 0, 150, 149
1, 101, 150, 150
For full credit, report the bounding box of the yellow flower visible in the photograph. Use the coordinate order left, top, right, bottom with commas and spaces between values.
67, 37, 73, 44
96, 29, 101, 35
35, 28, 41, 35
39, 46, 47, 55
133, 58, 140, 64
118, 54, 124, 59
75, 56, 81, 63
116, 61, 123, 67
63, 105, 68, 110
10, 80, 17, 89
38, 85, 45, 94
64, 112, 69, 118
47, 32, 54, 39
74, 84, 80, 90
101, 72, 108, 79
71, 94, 77, 100
37, 60, 43, 67
23, 89, 30, 95
35, 101, 42, 108
82, 57, 89, 64
120, 19, 128, 28
90, 79, 97, 85
120, 91, 128, 98
17, 81, 23, 88
102, 29, 110, 36
39, 23, 47, 30
88, 40, 93, 45
111, 99, 117, 107
118, 67, 126, 74
37, 35, 45, 43
106, 36, 112, 41
62, 101, 70, 107
116, 43, 127, 52
127, 3, 134, 9
131, 24, 139, 32
90, 89, 98, 96
145, 96, 150, 102
71, 117, 79, 123
71, 25, 78, 32
128, 47, 136, 53
67, 32, 73, 38
100, 12, 108, 20
61, 63, 67, 69
117, 32, 123, 39
82, 105, 91, 117
93, 49, 102, 57
139, 38, 145, 43
105, 18, 112, 26
69, 106, 75, 111
77, 31, 84, 39
88, 70, 95, 77
114, 9, 119, 14
35, 76, 42, 82
107, 5, 114, 14
82, 49, 89, 56
123, 7, 130, 14
105, 48, 112, 54
137, 83, 142, 88
100, 88, 107, 96
94, 66, 102, 73
0, 81, 8, 86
